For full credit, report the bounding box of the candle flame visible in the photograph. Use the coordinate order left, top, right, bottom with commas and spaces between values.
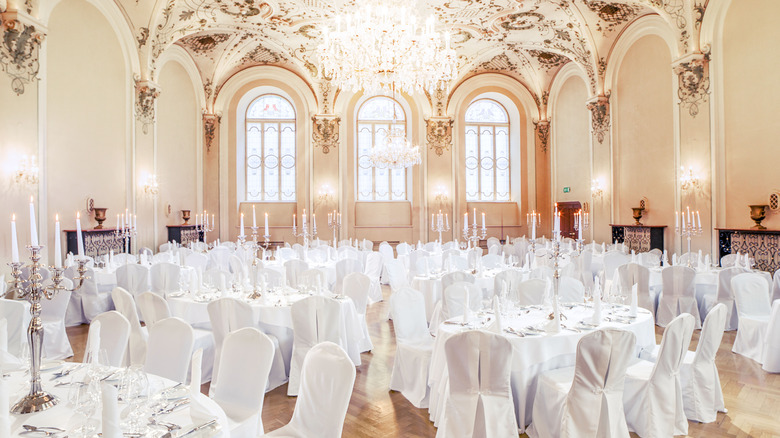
12, 213, 15, 221
56, 213, 59, 221
30, 195, 33, 203
77, 211, 80, 219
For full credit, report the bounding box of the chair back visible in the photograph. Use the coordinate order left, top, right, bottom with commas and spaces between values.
0, 299, 30, 357
720, 254, 737, 268
694, 303, 728, 366
116, 264, 149, 297
285, 259, 310, 288
772, 269, 780, 303
481, 254, 503, 269
343, 272, 370, 314
378, 243, 395, 261
111, 287, 147, 366
515, 278, 547, 306
208, 247, 232, 272
144, 317, 193, 383
603, 251, 630, 282
255, 268, 284, 289
287, 342, 356, 438
558, 277, 585, 303
442, 271, 475, 293
732, 273, 772, 318
137, 292, 171, 328
150, 262, 181, 296
276, 247, 296, 262
638, 252, 661, 268
396, 242, 412, 256
335, 258, 363, 292
661, 266, 696, 298
184, 252, 208, 270
87, 311, 130, 367
363, 252, 383, 281
213, 327, 274, 433
40, 286, 72, 321
203, 269, 229, 291
385, 259, 410, 291
763, 301, 780, 373
650, 313, 695, 385
616, 263, 651, 310
291, 296, 347, 358
442, 282, 481, 320
562, 329, 636, 437
298, 269, 327, 292
152, 252, 174, 264
389, 288, 430, 344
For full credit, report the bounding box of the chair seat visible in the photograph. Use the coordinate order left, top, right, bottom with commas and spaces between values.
624, 359, 654, 381
537, 365, 576, 394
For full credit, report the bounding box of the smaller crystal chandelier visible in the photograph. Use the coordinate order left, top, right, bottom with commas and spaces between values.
369, 127, 422, 169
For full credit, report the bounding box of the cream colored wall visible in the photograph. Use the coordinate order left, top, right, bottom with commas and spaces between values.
614, 35, 675, 251
46, 0, 128, 255
156, 61, 199, 244
722, 0, 780, 230
552, 76, 590, 207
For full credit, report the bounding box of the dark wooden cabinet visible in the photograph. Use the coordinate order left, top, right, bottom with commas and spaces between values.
610, 224, 666, 252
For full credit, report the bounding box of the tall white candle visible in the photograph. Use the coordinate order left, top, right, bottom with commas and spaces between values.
11, 214, 19, 263
54, 214, 62, 268
76, 211, 84, 257
293, 213, 296, 228
116, 214, 120, 230
578, 212, 583, 240
473, 208, 477, 226
133, 214, 137, 230
29, 196, 38, 246
265, 212, 269, 236
240, 213, 245, 236
313, 213, 316, 229
531, 211, 537, 240
445, 214, 448, 229
682, 212, 686, 231
675, 211, 679, 229
463, 212, 468, 231
696, 211, 701, 230
252, 205, 257, 228
482, 212, 486, 230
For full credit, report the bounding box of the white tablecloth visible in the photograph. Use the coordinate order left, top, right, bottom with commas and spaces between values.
92, 264, 195, 293
427, 304, 655, 431
4, 364, 226, 437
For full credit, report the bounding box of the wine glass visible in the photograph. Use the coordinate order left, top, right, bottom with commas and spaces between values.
120, 365, 150, 435
69, 379, 100, 438
84, 348, 111, 381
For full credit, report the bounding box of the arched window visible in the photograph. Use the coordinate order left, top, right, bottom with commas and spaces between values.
464, 99, 510, 201
245, 94, 296, 201
357, 97, 408, 201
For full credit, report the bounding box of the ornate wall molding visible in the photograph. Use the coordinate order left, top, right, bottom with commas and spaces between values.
673, 53, 710, 117
134, 79, 160, 134
203, 113, 221, 153
312, 115, 340, 154
586, 95, 610, 144
533, 119, 551, 153
0, 11, 45, 95
426, 117, 453, 156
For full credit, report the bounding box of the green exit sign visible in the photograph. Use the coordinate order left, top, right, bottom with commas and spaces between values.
563, 187, 571, 193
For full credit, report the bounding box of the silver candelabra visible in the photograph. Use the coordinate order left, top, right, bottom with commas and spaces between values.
462, 222, 486, 250
431, 210, 450, 244
573, 210, 589, 254
676, 207, 702, 268
328, 211, 341, 248
7, 246, 89, 413
113, 226, 136, 254
293, 220, 317, 249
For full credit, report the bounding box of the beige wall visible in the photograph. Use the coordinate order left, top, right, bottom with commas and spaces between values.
156, 60, 199, 245
722, 0, 780, 230
553, 76, 590, 207
614, 35, 675, 251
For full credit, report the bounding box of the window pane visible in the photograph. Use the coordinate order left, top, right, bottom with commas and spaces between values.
464, 99, 512, 201
248, 95, 295, 119
357, 97, 407, 201
465, 99, 508, 123
263, 123, 279, 200
245, 94, 296, 202
358, 97, 404, 121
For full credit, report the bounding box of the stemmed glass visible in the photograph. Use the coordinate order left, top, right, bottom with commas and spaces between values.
69, 378, 100, 438
120, 365, 150, 435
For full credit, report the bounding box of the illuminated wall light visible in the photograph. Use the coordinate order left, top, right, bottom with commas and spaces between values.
15, 154, 39, 186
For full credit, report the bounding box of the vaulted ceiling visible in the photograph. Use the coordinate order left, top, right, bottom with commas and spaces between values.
116, 0, 704, 107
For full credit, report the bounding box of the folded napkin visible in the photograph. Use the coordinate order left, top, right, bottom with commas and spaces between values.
704, 254, 711, 269
488, 296, 502, 334
698, 250, 703, 268
744, 253, 751, 269
86, 320, 101, 365
631, 250, 637, 263
662, 250, 669, 267
462, 304, 472, 324
629, 284, 638, 317
0, 319, 21, 371
189, 348, 227, 426
672, 253, 678, 266
0, 377, 9, 437
592, 281, 602, 325
101, 382, 121, 438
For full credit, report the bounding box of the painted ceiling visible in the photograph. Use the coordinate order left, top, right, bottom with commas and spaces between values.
116, 0, 704, 108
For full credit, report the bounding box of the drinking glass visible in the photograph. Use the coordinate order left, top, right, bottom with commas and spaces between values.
69, 379, 99, 438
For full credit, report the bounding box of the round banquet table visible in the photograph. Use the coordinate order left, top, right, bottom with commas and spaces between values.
262, 260, 337, 290
91, 264, 196, 293
4, 363, 226, 437
427, 303, 656, 432
167, 289, 363, 367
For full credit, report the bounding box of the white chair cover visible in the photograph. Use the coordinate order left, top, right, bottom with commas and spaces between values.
144, 317, 193, 383
441, 282, 482, 321
443, 272, 476, 294
515, 279, 547, 306
683, 303, 728, 422
40, 286, 73, 359
772, 269, 780, 304
86, 311, 130, 367
731, 273, 772, 362
720, 254, 737, 268
656, 266, 701, 329
637, 252, 661, 268
623, 313, 695, 438
208, 247, 232, 272
527, 328, 636, 438
616, 263, 654, 313
111, 287, 148, 366
603, 251, 630, 289
263, 342, 356, 438
436, 330, 518, 438
213, 327, 274, 437
207, 297, 286, 392
343, 272, 373, 352
558, 277, 585, 303
65, 266, 109, 325
396, 242, 412, 256
150, 262, 181, 297
0, 299, 30, 358
288, 296, 351, 396
285, 259, 310, 289
334, 258, 363, 293
136, 292, 170, 328
702, 267, 745, 330
364, 252, 384, 303
762, 300, 780, 373
184, 252, 209, 271
385, 259, 410, 292
277, 247, 296, 262
481, 254, 502, 269
116, 264, 149, 298
389, 287, 434, 408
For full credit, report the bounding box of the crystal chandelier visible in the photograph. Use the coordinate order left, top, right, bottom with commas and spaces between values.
316, 0, 458, 96
368, 126, 422, 169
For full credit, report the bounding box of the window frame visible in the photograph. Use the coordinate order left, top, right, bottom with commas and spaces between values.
464, 98, 511, 201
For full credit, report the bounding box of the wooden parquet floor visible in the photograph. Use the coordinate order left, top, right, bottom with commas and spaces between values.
65, 286, 780, 437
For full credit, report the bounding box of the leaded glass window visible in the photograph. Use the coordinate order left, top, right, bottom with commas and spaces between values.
246, 94, 296, 201
357, 97, 407, 201
464, 99, 510, 201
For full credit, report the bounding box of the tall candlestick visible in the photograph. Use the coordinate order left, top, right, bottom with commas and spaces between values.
76, 211, 84, 257
696, 211, 701, 229
54, 214, 62, 268
240, 213, 245, 236
482, 212, 486, 230
265, 212, 269, 236
252, 205, 257, 228
445, 213, 448, 229
133, 214, 137, 230
473, 208, 477, 226
293, 213, 296, 228
675, 211, 679, 229
29, 196, 38, 246
116, 214, 120, 230
11, 214, 19, 263
313, 213, 316, 229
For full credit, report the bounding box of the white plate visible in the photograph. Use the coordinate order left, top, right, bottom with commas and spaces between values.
576, 322, 599, 331
40, 360, 64, 372
164, 385, 189, 400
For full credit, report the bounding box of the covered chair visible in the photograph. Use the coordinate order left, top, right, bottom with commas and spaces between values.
701, 267, 745, 330
640, 303, 728, 423
615, 263, 655, 314
514, 278, 548, 306
111, 287, 148, 366
389, 287, 434, 408
441, 282, 482, 322
86, 311, 130, 367
527, 329, 636, 438
731, 273, 772, 363
762, 301, 780, 373
385, 259, 410, 292
442, 271, 475, 294
213, 327, 275, 437
144, 317, 193, 383
558, 277, 585, 303
0, 299, 30, 358
622, 313, 695, 437
116, 264, 149, 298
40, 284, 73, 359
342, 272, 373, 352
364, 252, 384, 303
150, 262, 181, 297
263, 342, 356, 438
285, 259, 310, 289
656, 266, 701, 329
334, 258, 363, 293
435, 330, 518, 438
772, 269, 780, 304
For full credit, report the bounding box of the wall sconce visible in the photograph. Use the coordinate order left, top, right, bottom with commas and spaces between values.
143, 174, 159, 196
318, 184, 334, 203
434, 185, 449, 203
591, 179, 604, 199
15, 155, 39, 186
679, 166, 701, 191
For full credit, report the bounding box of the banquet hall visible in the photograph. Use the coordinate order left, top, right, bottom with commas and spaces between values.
0, 0, 779, 436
